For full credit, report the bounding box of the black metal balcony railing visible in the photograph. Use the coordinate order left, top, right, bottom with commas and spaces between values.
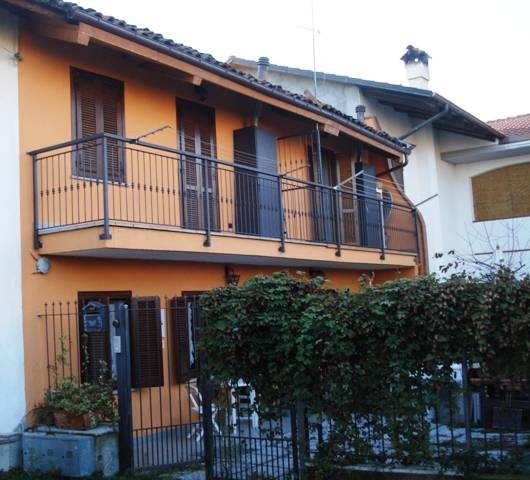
30, 133, 419, 258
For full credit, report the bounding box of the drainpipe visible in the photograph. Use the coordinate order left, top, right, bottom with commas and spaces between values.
398, 104, 450, 140
377, 104, 449, 178
377, 154, 409, 178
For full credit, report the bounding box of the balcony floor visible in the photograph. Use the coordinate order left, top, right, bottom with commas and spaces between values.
38, 224, 418, 271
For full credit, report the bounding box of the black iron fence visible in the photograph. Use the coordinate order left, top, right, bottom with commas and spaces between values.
38, 300, 530, 477
30, 133, 419, 257
37, 299, 299, 477
307, 370, 530, 475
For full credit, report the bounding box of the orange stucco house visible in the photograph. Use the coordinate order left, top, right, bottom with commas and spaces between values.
0, 0, 426, 472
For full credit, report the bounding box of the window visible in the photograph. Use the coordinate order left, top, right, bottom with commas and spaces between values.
472, 163, 530, 222
72, 68, 125, 182
172, 293, 203, 383
78, 292, 164, 388
177, 99, 219, 230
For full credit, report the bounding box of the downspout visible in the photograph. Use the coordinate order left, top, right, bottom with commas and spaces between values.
377, 104, 449, 177
398, 104, 450, 140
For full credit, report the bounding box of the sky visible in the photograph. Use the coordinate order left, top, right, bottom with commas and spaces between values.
77, 0, 530, 122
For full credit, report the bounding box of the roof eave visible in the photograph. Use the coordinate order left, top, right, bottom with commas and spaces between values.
63, 9, 410, 155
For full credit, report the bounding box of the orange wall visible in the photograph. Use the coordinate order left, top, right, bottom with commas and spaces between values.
17, 31, 414, 417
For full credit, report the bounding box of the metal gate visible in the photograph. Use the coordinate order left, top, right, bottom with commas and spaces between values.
115, 301, 206, 472
114, 302, 299, 478
39, 299, 299, 478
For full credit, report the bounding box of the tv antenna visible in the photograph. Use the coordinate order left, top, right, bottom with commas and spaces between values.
311, 0, 318, 98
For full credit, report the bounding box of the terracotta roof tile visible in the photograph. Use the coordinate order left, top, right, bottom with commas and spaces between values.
24, 0, 410, 152
488, 113, 530, 139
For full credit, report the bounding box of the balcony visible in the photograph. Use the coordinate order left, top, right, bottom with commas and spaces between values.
30, 133, 419, 269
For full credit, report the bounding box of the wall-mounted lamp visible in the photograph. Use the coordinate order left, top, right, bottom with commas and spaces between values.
224, 266, 240, 286
309, 268, 324, 279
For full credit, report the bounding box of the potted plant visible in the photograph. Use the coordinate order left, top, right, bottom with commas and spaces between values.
37, 338, 118, 430
44, 379, 118, 430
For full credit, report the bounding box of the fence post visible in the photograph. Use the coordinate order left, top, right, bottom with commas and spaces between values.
117, 304, 133, 472
202, 158, 211, 247
277, 175, 286, 252
296, 400, 308, 480
378, 197, 386, 260
290, 406, 300, 479
32, 153, 42, 249
100, 136, 112, 240
461, 356, 473, 454
333, 188, 342, 257
200, 374, 214, 480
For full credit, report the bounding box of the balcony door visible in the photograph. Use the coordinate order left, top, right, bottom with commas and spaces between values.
177, 100, 219, 231
311, 147, 338, 243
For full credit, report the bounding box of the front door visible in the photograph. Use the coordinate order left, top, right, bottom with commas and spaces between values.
177, 100, 219, 230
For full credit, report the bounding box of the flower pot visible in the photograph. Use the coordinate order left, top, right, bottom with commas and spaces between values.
52, 411, 92, 430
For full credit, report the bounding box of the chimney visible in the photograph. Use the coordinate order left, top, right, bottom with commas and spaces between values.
257, 56, 270, 81
400, 45, 431, 89
355, 105, 366, 122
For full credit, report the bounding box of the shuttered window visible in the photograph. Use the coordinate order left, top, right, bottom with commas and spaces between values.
130, 297, 164, 388
472, 163, 530, 222
72, 68, 124, 182
78, 292, 164, 388
172, 294, 202, 383
177, 100, 219, 230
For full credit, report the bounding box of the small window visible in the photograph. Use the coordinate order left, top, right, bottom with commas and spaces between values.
72, 68, 125, 182
472, 163, 530, 222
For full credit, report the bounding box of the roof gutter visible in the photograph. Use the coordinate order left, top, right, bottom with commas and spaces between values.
399, 104, 450, 140
64, 8, 410, 155
441, 138, 530, 164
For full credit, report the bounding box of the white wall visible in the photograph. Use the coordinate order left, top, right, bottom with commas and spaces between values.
0, 8, 25, 433
442, 153, 530, 274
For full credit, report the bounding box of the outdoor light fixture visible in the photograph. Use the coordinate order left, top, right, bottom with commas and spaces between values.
224, 266, 240, 285
309, 268, 324, 279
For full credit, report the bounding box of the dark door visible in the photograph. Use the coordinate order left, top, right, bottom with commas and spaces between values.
355, 163, 382, 248
311, 148, 337, 243
233, 127, 280, 238
78, 291, 131, 384
177, 100, 219, 230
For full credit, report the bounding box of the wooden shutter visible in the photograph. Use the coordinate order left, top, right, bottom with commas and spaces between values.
172, 295, 201, 383
74, 72, 99, 179
177, 100, 219, 230
72, 69, 124, 181
130, 296, 164, 388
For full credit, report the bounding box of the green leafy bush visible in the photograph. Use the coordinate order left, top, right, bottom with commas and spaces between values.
199, 268, 530, 470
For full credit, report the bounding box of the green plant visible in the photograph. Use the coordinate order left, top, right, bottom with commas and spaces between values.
45, 379, 118, 427
38, 337, 118, 428
199, 268, 530, 474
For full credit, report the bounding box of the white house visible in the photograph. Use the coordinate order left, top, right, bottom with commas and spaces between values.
0, 4, 25, 471
228, 49, 530, 274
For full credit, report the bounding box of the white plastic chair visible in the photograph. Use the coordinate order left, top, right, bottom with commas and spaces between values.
185, 379, 220, 442
230, 379, 259, 431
